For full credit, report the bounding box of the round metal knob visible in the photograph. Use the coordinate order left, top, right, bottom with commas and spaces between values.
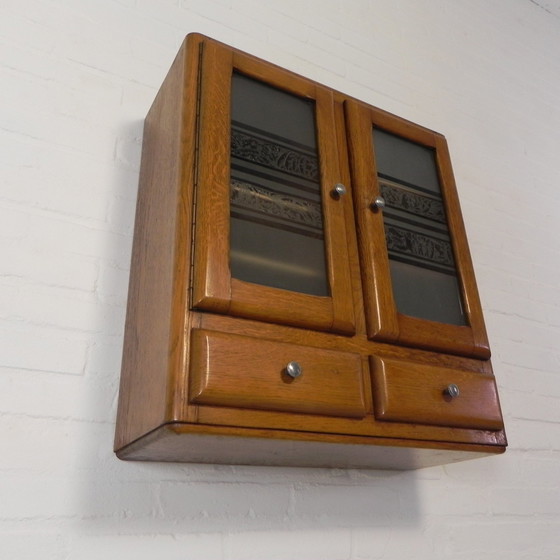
371, 196, 386, 210
332, 183, 347, 198
285, 361, 303, 379
444, 383, 460, 399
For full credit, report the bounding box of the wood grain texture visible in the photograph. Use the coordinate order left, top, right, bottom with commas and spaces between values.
371, 356, 503, 430
396, 315, 477, 358
189, 329, 366, 418
434, 134, 491, 358
166, 34, 205, 424
192, 37, 356, 335
114, 41, 189, 451
344, 99, 399, 341
191, 38, 233, 313
117, 423, 505, 470
332, 95, 368, 337
228, 279, 335, 332
194, 402, 506, 447
344, 99, 492, 360
315, 86, 356, 334
197, 311, 489, 374
114, 34, 506, 469
190, 315, 506, 449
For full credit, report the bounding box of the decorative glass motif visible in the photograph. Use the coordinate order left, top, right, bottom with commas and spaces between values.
373, 129, 467, 326
231, 180, 323, 238
229, 73, 329, 296
380, 178, 455, 275
231, 126, 319, 182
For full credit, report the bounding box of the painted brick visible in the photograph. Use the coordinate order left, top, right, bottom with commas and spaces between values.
294, 483, 403, 523
159, 481, 291, 520
66, 534, 223, 560
1, 0, 560, 559
0, 370, 88, 421
2, 244, 98, 292
225, 528, 352, 560
0, 535, 66, 560
1, 322, 89, 375
0, 416, 80, 474
447, 521, 560, 555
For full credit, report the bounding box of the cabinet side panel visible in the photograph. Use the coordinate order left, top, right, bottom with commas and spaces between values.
114, 43, 188, 451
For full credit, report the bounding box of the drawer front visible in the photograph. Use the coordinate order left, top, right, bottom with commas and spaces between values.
370, 356, 503, 430
190, 329, 366, 418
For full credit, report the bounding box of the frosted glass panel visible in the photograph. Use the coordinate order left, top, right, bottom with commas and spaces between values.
373, 129, 466, 326
229, 73, 329, 296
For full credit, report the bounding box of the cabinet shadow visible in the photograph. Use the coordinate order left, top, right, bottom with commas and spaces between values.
77, 118, 425, 537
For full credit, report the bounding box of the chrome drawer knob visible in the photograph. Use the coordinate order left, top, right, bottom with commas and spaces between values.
332, 183, 347, 198
444, 383, 460, 399
371, 196, 386, 210
285, 361, 303, 379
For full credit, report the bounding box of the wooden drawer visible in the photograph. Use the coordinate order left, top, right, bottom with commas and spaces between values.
189, 329, 366, 418
370, 356, 503, 430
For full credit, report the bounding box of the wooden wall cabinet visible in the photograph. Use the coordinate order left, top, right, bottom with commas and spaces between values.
114, 34, 506, 469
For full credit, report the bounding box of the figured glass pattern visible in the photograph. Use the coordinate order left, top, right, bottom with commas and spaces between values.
373, 128, 467, 325
229, 73, 329, 296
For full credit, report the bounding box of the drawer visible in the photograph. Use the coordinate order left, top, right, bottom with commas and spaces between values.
370, 356, 503, 430
189, 329, 366, 418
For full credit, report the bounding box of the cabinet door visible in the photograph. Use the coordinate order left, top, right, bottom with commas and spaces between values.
345, 100, 489, 358
192, 38, 355, 334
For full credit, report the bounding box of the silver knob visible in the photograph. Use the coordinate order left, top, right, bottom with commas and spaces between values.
332, 183, 347, 198
285, 361, 303, 379
444, 383, 460, 399
371, 196, 386, 210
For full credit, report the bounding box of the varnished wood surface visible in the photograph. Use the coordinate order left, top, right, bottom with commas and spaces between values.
197, 310, 489, 374
187, 313, 506, 449
332, 98, 368, 337
114, 34, 507, 468
114, 41, 189, 450
371, 356, 503, 430
344, 98, 491, 360
343, 99, 399, 342
314, 87, 356, 334
434, 134, 491, 358
191, 36, 356, 335
190, 38, 233, 313
165, 34, 204, 424
189, 329, 366, 418
117, 424, 505, 470
193, 402, 506, 447
228, 279, 335, 333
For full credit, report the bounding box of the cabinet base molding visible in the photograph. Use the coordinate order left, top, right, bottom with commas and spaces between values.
116, 424, 505, 471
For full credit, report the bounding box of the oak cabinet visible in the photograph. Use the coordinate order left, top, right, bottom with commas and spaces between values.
114, 34, 506, 469
193, 37, 355, 334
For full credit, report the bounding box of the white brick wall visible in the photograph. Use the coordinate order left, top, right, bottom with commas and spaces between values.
1, 0, 559, 558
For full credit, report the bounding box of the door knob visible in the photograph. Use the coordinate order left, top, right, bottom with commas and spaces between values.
332, 183, 347, 198
285, 361, 303, 379
444, 383, 460, 399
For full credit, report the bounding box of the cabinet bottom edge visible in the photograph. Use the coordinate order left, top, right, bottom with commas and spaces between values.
115, 423, 505, 470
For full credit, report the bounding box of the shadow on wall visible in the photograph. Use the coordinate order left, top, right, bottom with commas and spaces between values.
74, 119, 424, 536
77, 460, 424, 535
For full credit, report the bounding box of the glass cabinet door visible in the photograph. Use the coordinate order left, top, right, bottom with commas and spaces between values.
192, 38, 355, 334
229, 72, 329, 297
344, 100, 490, 358
373, 128, 466, 327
